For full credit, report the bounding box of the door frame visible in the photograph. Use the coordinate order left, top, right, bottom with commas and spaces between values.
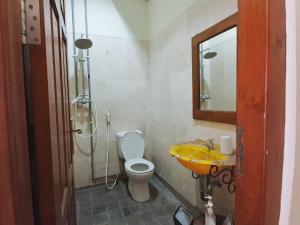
0, 0, 286, 225
236, 0, 286, 224
26, 0, 76, 224
0, 0, 34, 225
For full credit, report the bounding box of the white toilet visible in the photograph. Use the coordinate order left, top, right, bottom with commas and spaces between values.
116, 130, 154, 202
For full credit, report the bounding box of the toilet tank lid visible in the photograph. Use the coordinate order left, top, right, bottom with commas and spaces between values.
116, 130, 142, 138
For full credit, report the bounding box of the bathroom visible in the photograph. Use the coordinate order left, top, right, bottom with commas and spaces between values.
68, 0, 237, 224
0, 0, 290, 224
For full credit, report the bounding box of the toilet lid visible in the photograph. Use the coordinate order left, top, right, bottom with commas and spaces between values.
121, 132, 145, 161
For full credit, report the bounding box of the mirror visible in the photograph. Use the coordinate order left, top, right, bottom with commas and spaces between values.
199, 27, 237, 111
192, 13, 237, 124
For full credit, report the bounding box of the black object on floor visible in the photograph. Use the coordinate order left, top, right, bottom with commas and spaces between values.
173, 206, 195, 225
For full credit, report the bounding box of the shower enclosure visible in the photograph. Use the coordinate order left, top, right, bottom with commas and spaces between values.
70, 0, 118, 189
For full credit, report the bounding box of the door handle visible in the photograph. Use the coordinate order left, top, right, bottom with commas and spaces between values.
67, 129, 82, 134
237, 127, 244, 175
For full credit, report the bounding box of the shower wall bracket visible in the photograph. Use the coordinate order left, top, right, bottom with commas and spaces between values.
21, 0, 41, 45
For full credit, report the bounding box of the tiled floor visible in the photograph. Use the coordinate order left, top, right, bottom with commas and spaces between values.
75, 177, 184, 225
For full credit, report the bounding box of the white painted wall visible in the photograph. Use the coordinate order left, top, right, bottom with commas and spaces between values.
147, 0, 237, 216
68, 0, 198, 40
280, 0, 300, 224
147, 0, 196, 37
66, 0, 149, 40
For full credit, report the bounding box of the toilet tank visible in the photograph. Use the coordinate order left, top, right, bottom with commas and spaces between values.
116, 130, 142, 159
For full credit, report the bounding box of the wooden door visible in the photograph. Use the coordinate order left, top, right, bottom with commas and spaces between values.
27, 0, 75, 225
0, 0, 35, 225
236, 0, 286, 224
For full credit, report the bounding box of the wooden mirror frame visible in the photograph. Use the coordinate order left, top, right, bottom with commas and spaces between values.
192, 13, 238, 124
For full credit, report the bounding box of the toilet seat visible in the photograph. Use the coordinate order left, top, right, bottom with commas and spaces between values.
125, 158, 154, 174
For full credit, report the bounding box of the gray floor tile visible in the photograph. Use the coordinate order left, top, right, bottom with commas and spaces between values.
121, 206, 133, 217
91, 191, 103, 201
143, 219, 160, 225
78, 197, 91, 210
128, 204, 145, 216
102, 193, 117, 204
109, 218, 127, 225
108, 208, 124, 221
139, 209, 157, 221
93, 205, 107, 215
118, 198, 135, 208
75, 178, 186, 225
93, 213, 109, 225
125, 215, 144, 225
79, 208, 92, 218
108, 209, 127, 225
78, 216, 93, 225
92, 198, 105, 207
106, 202, 119, 211
157, 214, 174, 225
76, 189, 91, 197
90, 185, 106, 193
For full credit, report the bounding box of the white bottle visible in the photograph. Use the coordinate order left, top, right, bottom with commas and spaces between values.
205, 196, 216, 225
220, 136, 233, 155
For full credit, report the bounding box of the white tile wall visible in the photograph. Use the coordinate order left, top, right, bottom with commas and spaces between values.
69, 34, 150, 188
147, 0, 237, 216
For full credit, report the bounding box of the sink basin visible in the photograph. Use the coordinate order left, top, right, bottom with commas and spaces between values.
170, 143, 235, 175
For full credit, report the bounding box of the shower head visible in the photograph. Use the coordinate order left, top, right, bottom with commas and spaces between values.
75, 38, 93, 49
203, 51, 217, 59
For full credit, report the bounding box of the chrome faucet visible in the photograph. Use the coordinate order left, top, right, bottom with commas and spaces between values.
203, 138, 215, 150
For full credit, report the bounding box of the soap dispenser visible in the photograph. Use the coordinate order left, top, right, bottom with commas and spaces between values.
205, 196, 216, 225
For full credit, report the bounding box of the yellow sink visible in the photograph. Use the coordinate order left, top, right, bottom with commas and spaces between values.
170, 142, 235, 175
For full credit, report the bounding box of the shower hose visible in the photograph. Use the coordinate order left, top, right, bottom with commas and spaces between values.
105, 115, 118, 190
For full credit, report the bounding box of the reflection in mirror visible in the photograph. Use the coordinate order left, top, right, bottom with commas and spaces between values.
199, 27, 237, 111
